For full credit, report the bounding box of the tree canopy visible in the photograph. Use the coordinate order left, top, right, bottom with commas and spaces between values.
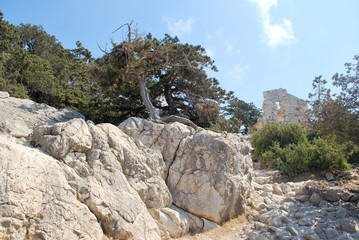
0, 11, 260, 133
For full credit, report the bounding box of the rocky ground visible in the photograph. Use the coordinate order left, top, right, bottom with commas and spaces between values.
178, 163, 359, 240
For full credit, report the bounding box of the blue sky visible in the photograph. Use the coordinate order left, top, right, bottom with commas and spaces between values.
2, 0, 359, 108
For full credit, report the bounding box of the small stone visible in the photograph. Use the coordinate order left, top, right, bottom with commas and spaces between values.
263, 184, 273, 192
336, 208, 347, 219
295, 187, 308, 195
280, 184, 291, 194
341, 192, 354, 202
314, 226, 324, 235
350, 194, 359, 203
325, 228, 339, 239
302, 229, 319, 240
319, 200, 328, 208
259, 210, 278, 224
323, 189, 341, 202
272, 183, 283, 195
294, 212, 306, 219
254, 222, 266, 230
255, 177, 269, 185
339, 218, 359, 234
280, 215, 291, 224
326, 172, 334, 181
286, 226, 298, 236
338, 233, 354, 240
295, 194, 309, 202
299, 217, 314, 226
309, 192, 323, 206
269, 217, 282, 228
0, 91, 10, 98
248, 231, 265, 240
256, 203, 268, 212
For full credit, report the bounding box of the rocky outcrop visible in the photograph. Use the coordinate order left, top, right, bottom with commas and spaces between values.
0, 92, 84, 138
168, 130, 253, 223
0, 94, 254, 239
245, 168, 359, 240
0, 135, 104, 239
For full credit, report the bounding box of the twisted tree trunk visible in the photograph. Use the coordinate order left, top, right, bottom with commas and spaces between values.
138, 75, 197, 130
138, 75, 160, 121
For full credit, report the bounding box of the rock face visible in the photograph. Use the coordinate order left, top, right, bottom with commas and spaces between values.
252, 88, 308, 131
0, 94, 84, 137
0, 94, 254, 239
167, 130, 253, 223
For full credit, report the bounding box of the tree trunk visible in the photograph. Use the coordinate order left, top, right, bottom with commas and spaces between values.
164, 84, 177, 115
138, 75, 160, 120
138, 75, 197, 130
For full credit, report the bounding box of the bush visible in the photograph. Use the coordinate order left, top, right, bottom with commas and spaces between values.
251, 122, 307, 158
252, 123, 350, 176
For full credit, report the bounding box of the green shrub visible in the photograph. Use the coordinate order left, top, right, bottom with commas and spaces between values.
252, 122, 307, 158
252, 123, 350, 176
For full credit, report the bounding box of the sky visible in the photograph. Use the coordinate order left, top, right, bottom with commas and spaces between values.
2, 0, 359, 109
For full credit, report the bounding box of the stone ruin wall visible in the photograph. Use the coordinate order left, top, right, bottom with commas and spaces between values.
252, 88, 309, 131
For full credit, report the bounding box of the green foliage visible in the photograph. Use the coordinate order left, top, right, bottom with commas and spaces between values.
252, 122, 307, 158
206, 116, 243, 133
309, 55, 359, 145
0, 11, 261, 128
223, 96, 262, 134
252, 123, 350, 176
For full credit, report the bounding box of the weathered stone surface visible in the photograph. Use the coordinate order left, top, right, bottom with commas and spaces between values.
252, 88, 308, 131
0, 91, 9, 98
309, 192, 323, 206
167, 130, 253, 223
119, 117, 194, 173
323, 189, 341, 202
0, 135, 103, 240
31, 118, 92, 159
29, 120, 162, 240
326, 172, 334, 181
0, 96, 264, 239
0, 96, 84, 137
339, 218, 359, 234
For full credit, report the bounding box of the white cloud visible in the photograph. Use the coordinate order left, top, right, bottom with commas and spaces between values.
225, 40, 234, 53
227, 63, 250, 81
165, 17, 194, 37
249, 0, 295, 48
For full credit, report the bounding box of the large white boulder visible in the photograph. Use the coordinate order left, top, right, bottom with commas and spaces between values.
167, 129, 253, 223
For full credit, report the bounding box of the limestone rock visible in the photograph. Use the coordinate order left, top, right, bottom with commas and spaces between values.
0, 91, 9, 98
326, 172, 334, 181
1, 97, 257, 238
30, 120, 162, 239
0, 135, 103, 240
339, 218, 359, 234
31, 118, 92, 159
93, 122, 172, 209
148, 205, 206, 238
167, 130, 253, 223
322, 189, 341, 202
119, 117, 194, 172
0, 96, 84, 137
309, 192, 323, 206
